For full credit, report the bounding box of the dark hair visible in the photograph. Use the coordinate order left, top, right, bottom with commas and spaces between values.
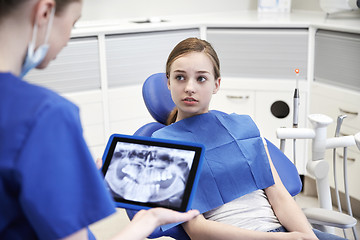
165, 37, 220, 125
0, 0, 81, 20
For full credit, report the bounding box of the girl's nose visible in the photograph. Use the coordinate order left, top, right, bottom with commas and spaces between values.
185, 79, 196, 93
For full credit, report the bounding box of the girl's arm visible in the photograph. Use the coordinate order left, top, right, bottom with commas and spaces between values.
182, 214, 315, 240
263, 145, 318, 239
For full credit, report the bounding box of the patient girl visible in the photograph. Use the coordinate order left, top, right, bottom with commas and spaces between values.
151, 37, 346, 240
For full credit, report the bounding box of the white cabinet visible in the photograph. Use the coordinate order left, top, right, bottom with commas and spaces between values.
314, 30, 360, 91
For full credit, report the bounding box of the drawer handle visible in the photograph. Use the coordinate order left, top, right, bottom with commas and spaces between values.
336, 152, 356, 162
339, 108, 358, 116
226, 95, 250, 100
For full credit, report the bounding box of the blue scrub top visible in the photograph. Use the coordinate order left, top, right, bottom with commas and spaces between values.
0, 73, 116, 239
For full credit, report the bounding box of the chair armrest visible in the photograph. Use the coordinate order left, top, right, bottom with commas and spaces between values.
303, 207, 357, 229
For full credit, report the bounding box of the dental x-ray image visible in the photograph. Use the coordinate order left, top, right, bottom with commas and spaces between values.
104, 142, 195, 209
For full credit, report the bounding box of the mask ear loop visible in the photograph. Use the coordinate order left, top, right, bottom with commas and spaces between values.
28, 17, 38, 55
44, 7, 55, 45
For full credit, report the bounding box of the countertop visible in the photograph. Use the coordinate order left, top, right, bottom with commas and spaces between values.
72, 10, 360, 37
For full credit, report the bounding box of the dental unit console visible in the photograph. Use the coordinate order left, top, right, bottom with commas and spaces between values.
276, 114, 360, 238
101, 134, 205, 212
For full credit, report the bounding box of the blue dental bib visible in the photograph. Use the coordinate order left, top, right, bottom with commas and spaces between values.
152, 111, 274, 230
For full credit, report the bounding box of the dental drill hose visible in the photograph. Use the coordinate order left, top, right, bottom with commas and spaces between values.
333, 115, 347, 238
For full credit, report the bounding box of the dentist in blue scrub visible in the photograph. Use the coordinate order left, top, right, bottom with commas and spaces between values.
0, 0, 199, 240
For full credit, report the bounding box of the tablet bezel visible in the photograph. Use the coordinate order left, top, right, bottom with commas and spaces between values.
101, 134, 204, 212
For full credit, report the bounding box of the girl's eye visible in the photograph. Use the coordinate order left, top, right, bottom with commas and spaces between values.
197, 76, 206, 82
175, 75, 185, 81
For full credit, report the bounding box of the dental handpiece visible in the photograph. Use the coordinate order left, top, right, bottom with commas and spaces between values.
293, 69, 300, 128
335, 115, 347, 137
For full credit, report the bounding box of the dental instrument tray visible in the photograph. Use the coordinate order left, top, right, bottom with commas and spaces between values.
101, 133, 204, 212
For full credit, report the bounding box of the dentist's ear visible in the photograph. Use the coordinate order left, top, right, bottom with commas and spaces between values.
213, 78, 221, 94
35, 0, 55, 26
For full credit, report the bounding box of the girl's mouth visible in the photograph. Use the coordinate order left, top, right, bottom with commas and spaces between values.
183, 97, 198, 104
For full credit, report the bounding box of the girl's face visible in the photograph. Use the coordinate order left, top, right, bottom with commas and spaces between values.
168, 52, 220, 122
37, 2, 82, 69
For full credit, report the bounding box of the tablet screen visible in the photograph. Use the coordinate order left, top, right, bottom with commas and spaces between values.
101, 134, 204, 212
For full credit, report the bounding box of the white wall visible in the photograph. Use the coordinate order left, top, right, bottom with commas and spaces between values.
81, 0, 323, 22
81, 0, 257, 21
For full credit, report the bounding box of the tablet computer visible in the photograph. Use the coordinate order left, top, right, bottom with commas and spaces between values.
101, 134, 204, 212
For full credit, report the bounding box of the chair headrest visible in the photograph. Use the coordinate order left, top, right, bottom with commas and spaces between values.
142, 73, 175, 124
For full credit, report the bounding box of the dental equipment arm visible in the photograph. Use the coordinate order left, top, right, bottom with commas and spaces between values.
276, 128, 315, 152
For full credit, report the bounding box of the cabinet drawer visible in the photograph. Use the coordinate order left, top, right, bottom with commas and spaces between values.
210, 89, 255, 117
311, 83, 360, 132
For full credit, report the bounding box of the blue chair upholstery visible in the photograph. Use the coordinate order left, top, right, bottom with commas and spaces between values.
126, 73, 302, 239
142, 72, 175, 124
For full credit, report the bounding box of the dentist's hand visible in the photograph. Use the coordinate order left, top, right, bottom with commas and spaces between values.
96, 158, 103, 169
112, 208, 200, 240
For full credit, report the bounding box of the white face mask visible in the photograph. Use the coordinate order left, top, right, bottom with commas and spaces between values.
20, 7, 55, 78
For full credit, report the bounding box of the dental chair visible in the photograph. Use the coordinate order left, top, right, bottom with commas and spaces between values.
125, 73, 303, 239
